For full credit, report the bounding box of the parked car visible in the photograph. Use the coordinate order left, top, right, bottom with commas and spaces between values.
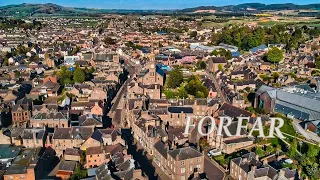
207, 149, 222, 157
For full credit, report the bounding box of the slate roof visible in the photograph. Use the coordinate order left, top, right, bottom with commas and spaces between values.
58, 160, 76, 172
12, 97, 30, 111
95, 163, 112, 180
168, 146, 202, 161
211, 57, 226, 64
91, 129, 117, 142
154, 141, 168, 159
21, 128, 45, 139
65, 148, 80, 156
78, 114, 103, 126
32, 112, 67, 120
53, 126, 94, 140
93, 53, 114, 62
168, 106, 193, 114
219, 103, 252, 117
231, 152, 262, 173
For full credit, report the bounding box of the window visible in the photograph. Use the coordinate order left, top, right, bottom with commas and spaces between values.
181, 161, 185, 166
181, 167, 185, 173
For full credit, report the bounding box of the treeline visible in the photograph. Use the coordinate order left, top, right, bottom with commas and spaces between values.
211, 25, 320, 51
0, 18, 42, 30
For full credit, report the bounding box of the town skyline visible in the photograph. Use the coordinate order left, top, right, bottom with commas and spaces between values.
1, 0, 320, 10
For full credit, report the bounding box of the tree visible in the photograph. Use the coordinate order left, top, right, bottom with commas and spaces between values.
164, 90, 178, 99
225, 50, 232, 60
70, 166, 87, 180
73, 66, 85, 83
266, 47, 283, 63
196, 91, 205, 98
316, 57, 320, 69
178, 86, 188, 98
185, 75, 209, 98
306, 164, 319, 180
211, 50, 219, 56
266, 146, 274, 155
190, 31, 197, 38
196, 60, 206, 69
69, 46, 80, 56
307, 144, 320, 158
218, 64, 223, 71
3, 56, 8, 66
166, 67, 183, 89
288, 139, 298, 158
103, 37, 116, 45
255, 146, 264, 157
57, 66, 72, 86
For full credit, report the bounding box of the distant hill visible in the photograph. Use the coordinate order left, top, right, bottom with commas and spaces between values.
0, 3, 320, 17
0, 3, 114, 17
180, 3, 320, 13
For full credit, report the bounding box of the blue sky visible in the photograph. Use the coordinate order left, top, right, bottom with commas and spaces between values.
0, 0, 319, 10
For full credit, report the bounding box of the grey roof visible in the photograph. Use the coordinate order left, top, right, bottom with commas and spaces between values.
95, 163, 112, 180
93, 53, 114, 61
168, 106, 193, 114
22, 128, 45, 139
154, 141, 168, 159
276, 89, 320, 112
219, 103, 252, 118
32, 112, 67, 120
231, 152, 262, 173
256, 85, 276, 96
168, 146, 202, 161
58, 160, 76, 171
91, 129, 117, 142
6, 149, 39, 175
53, 127, 94, 140
211, 57, 226, 63
79, 114, 102, 126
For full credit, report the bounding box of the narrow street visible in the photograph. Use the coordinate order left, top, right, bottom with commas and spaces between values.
205, 69, 227, 104
107, 56, 141, 127
121, 129, 158, 179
